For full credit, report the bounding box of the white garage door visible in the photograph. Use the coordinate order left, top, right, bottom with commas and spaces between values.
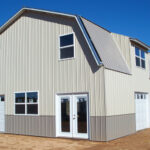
0, 95, 5, 132
135, 93, 150, 131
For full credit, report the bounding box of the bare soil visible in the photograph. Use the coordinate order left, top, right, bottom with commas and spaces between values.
0, 129, 150, 150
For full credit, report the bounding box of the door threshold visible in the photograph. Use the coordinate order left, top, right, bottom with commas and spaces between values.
56, 136, 89, 140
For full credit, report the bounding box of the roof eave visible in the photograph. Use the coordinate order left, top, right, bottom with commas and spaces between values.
130, 38, 150, 50
0, 7, 102, 66
0, 8, 75, 34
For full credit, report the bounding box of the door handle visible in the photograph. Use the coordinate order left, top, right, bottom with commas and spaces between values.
73, 114, 76, 120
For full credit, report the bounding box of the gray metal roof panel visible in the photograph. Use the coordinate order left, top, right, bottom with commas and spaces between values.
81, 17, 131, 74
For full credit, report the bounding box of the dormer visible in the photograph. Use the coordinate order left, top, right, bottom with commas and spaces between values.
130, 38, 150, 69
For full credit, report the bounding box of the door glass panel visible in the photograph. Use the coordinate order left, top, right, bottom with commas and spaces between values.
77, 97, 87, 133
61, 98, 70, 132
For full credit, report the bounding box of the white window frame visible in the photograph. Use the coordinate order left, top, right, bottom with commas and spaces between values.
59, 33, 75, 60
14, 91, 39, 116
135, 47, 146, 69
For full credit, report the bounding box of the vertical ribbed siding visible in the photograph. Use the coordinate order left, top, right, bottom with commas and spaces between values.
5, 115, 55, 137
111, 33, 131, 69
106, 114, 136, 141
0, 12, 105, 117
104, 68, 133, 116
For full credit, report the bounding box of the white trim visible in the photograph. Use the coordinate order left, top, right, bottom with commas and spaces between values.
0, 95, 5, 132
14, 91, 39, 116
135, 92, 150, 131
59, 33, 75, 60
135, 47, 146, 69
56, 93, 89, 139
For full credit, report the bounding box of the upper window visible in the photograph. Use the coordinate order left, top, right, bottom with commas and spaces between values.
135, 47, 146, 69
59, 33, 74, 59
15, 92, 38, 115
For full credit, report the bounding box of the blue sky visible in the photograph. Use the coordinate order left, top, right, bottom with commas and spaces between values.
0, 0, 150, 45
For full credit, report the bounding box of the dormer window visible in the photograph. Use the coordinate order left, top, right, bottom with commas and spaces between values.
135, 47, 145, 69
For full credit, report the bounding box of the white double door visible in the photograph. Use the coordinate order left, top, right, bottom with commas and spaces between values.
56, 94, 88, 139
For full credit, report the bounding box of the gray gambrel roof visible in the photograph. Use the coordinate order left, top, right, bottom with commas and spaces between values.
0, 8, 148, 74
81, 18, 131, 74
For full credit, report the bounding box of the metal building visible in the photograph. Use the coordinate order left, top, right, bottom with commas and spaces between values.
0, 8, 150, 141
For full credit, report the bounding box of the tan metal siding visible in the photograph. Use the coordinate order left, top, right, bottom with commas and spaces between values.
104, 42, 150, 116
104, 68, 134, 116
111, 33, 131, 69
130, 44, 150, 92
0, 12, 105, 117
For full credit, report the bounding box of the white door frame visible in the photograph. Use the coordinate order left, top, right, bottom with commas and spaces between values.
135, 92, 150, 131
0, 95, 5, 132
55, 93, 89, 139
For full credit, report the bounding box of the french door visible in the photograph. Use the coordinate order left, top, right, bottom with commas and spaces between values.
56, 94, 88, 139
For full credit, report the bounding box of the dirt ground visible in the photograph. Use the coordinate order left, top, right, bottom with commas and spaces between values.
0, 129, 150, 150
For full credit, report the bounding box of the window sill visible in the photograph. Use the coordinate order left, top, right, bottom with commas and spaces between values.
14, 114, 39, 116
58, 57, 75, 61
136, 66, 146, 70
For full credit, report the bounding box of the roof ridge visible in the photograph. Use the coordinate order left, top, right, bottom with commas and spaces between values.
80, 16, 111, 33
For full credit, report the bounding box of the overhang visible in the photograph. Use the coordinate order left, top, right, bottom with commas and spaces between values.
130, 38, 150, 50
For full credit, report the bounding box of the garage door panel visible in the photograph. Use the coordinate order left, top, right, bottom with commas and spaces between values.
135, 93, 149, 131
0, 96, 5, 132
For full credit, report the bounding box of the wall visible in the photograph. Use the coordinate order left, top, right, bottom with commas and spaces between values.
104, 34, 150, 140
111, 33, 131, 69
0, 12, 105, 139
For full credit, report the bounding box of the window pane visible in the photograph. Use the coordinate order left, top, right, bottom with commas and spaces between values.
27, 104, 38, 114
0, 95, 4, 102
61, 98, 70, 132
136, 57, 140, 67
27, 92, 38, 103
77, 98, 87, 133
15, 93, 25, 103
60, 47, 74, 59
60, 34, 73, 47
141, 51, 145, 59
135, 47, 140, 56
15, 105, 25, 114
141, 59, 145, 68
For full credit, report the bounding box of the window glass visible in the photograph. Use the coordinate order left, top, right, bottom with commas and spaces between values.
135, 47, 146, 69
60, 47, 74, 59
141, 51, 145, 59
135, 47, 140, 56
60, 34, 74, 59
0, 95, 4, 102
27, 92, 38, 103
136, 57, 140, 67
27, 104, 38, 114
141, 59, 145, 69
60, 34, 73, 47
15, 92, 38, 115
15, 105, 25, 114
15, 93, 25, 103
